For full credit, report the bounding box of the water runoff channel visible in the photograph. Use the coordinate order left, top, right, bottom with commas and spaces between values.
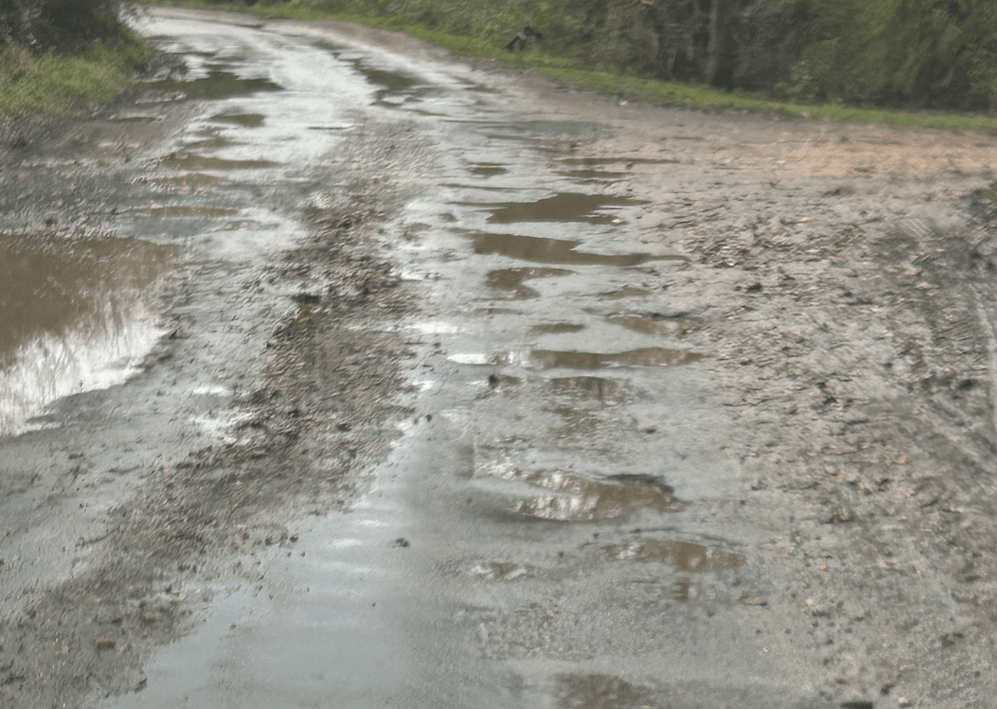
0, 7, 832, 708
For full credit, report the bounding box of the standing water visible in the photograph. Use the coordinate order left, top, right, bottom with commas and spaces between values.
0, 233, 175, 436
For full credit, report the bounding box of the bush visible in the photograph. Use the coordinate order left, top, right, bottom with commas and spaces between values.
0, 0, 127, 53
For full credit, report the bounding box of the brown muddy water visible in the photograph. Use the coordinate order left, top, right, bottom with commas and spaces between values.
529, 322, 586, 335
468, 163, 508, 177
474, 192, 647, 225
556, 156, 680, 167
530, 347, 702, 369
0, 233, 175, 436
510, 470, 683, 521
145, 71, 282, 100
476, 452, 682, 521
545, 376, 626, 405
469, 231, 678, 267
607, 313, 700, 336
161, 152, 277, 170
602, 539, 744, 571
210, 112, 266, 127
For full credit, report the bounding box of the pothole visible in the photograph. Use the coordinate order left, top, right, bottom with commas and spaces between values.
530, 348, 702, 369
602, 539, 744, 571
469, 231, 679, 267
469, 192, 648, 225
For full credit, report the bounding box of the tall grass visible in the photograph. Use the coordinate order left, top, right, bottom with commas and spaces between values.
0, 29, 150, 116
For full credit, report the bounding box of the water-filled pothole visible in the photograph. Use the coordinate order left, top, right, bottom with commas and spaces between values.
545, 376, 626, 405
0, 233, 175, 436
471, 192, 648, 224
486, 267, 572, 299
161, 153, 277, 170
558, 674, 653, 709
476, 454, 681, 521
607, 313, 700, 336
550, 404, 600, 438
469, 163, 508, 176
602, 539, 744, 571
146, 173, 226, 190
531, 347, 701, 369
561, 169, 628, 182
211, 112, 265, 127
144, 71, 282, 100
600, 286, 652, 299
558, 156, 680, 166
530, 323, 586, 335
348, 61, 430, 104
468, 561, 534, 581
469, 232, 679, 267
149, 206, 238, 218
182, 135, 238, 150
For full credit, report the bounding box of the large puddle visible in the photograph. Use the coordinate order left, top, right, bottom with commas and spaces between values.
469, 232, 677, 267
602, 539, 744, 571
0, 233, 175, 436
471, 193, 648, 225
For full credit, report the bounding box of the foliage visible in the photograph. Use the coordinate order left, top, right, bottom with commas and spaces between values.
0, 0, 131, 52
0, 2, 151, 116
145, 0, 997, 116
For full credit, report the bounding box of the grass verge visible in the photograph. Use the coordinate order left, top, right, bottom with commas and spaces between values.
0, 30, 151, 117
141, 0, 997, 132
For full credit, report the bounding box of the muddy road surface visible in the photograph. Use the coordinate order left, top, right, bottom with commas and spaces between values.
3, 7, 997, 708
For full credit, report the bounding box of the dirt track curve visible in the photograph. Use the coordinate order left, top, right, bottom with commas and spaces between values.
2, 7, 997, 709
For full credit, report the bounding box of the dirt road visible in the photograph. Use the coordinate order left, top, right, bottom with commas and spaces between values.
2, 7, 997, 708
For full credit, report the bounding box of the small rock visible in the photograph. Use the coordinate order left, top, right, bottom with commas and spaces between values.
95, 638, 115, 651
392, 537, 410, 548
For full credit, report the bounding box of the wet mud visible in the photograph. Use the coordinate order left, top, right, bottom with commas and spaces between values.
5, 7, 997, 709
485, 266, 573, 299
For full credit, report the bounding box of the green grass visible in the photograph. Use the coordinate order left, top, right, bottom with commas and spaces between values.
0, 31, 152, 116
141, 0, 997, 132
